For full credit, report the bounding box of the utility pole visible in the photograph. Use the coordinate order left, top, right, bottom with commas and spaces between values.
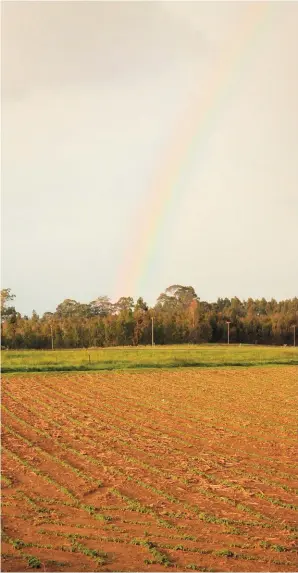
292, 325, 296, 347
226, 321, 231, 345
50, 323, 54, 351
151, 317, 154, 347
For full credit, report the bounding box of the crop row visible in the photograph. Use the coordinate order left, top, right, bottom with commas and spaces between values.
3, 402, 296, 537
20, 374, 298, 473
4, 380, 297, 493
4, 385, 297, 519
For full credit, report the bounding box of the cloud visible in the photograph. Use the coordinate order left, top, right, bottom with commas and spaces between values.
1, 1, 205, 101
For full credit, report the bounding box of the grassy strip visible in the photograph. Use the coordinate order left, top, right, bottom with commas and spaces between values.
2, 358, 298, 373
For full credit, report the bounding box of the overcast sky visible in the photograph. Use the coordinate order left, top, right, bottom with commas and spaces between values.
1, 1, 298, 315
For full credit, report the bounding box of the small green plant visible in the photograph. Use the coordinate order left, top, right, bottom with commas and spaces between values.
46, 561, 68, 568
225, 526, 241, 535
259, 540, 288, 552
12, 539, 26, 550
1, 474, 12, 486
216, 549, 235, 558
186, 566, 213, 572
131, 539, 173, 567
273, 544, 288, 552
27, 555, 41, 569
73, 542, 107, 565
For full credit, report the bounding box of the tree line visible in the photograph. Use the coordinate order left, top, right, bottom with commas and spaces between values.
1, 285, 297, 349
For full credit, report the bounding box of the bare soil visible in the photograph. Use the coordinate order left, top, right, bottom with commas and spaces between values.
1, 367, 298, 571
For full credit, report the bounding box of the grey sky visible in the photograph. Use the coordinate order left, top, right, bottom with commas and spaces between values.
1, 1, 298, 315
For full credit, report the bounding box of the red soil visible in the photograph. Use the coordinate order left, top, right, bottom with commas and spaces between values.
1, 367, 298, 571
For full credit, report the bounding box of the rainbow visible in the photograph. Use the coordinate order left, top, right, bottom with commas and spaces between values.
116, 2, 273, 300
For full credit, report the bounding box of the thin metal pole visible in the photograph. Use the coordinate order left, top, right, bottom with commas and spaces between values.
226, 321, 231, 345
50, 323, 54, 351
151, 317, 154, 347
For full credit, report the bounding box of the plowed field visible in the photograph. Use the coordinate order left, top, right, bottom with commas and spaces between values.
2, 367, 298, 572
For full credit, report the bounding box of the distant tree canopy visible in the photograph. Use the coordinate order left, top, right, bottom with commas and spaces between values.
1, 288, 17, 322
1, 286, 297, 349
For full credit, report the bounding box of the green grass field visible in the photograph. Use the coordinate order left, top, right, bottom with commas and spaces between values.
1, 344, 298, 373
